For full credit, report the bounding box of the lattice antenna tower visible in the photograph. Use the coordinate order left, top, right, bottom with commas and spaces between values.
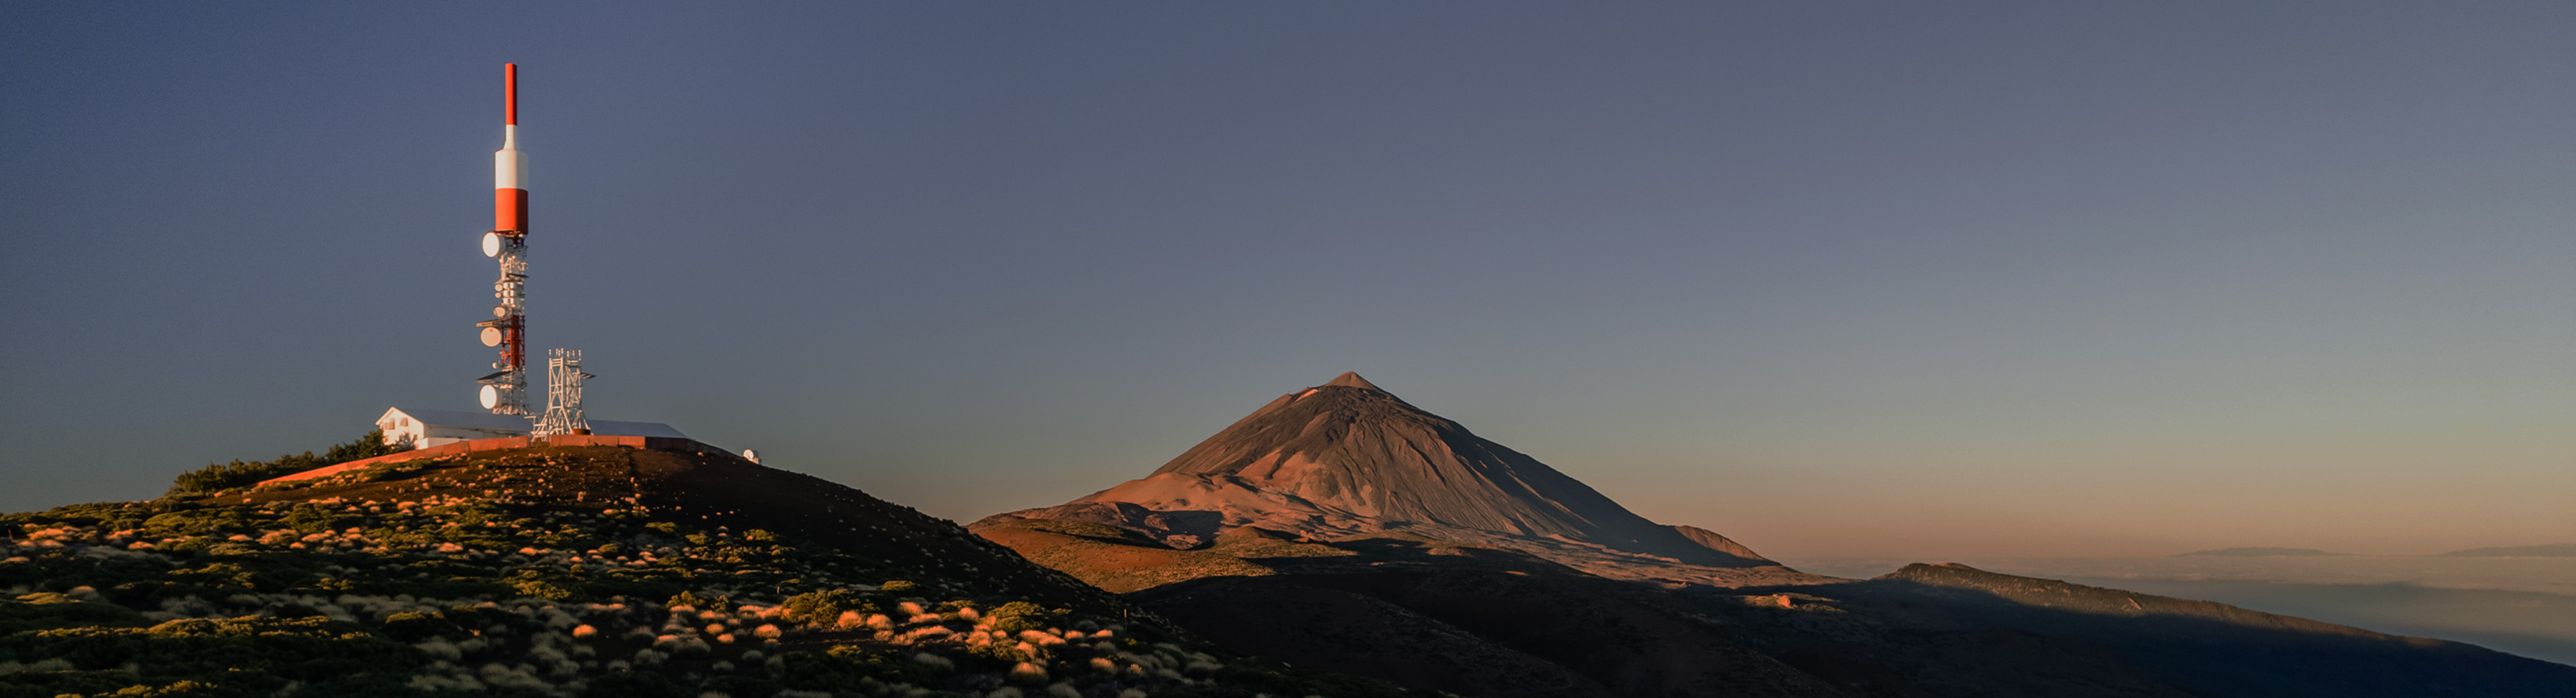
474, 63, 531, 416
534, 348, 592, 436
474, 233, 529, 414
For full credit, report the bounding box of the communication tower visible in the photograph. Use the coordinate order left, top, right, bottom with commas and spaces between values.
533, 348, 592, 435
475, 64, 532, 415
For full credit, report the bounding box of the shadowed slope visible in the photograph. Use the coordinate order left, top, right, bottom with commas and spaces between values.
1814, 564, 2576, 697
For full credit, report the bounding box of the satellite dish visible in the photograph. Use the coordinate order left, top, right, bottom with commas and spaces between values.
479, 327, 504, 347
481, 232, 504, 258
478, 384, 500, 409
492, 306, 509, 318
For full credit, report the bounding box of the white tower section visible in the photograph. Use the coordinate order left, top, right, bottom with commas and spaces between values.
533, 348, 592, 436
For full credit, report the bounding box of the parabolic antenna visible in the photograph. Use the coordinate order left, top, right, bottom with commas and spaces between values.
479, 384, 500, 409
480, 327, 504, 347
482, 232, 505, 258
492, 306, 509, 318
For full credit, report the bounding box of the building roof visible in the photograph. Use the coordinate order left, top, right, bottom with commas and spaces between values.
382, 407, 532, 431
588, 420, 690, 440
381, 407, 690, 440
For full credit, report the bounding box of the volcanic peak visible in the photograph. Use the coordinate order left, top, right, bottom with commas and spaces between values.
1321, 370, 1382, 391
991, 373, 1777, 577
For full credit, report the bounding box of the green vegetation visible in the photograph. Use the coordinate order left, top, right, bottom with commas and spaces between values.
166, 431, 410, 496
0, 492, 1420, 697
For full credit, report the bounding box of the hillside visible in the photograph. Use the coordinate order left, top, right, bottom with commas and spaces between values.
0, 444, 1420, 698
975, 375, 2576, 697
1831, 564, 2576, 697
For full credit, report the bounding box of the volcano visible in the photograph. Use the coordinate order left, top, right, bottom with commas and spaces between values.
972, 374, 2576, 698
981, 372, 1780, 579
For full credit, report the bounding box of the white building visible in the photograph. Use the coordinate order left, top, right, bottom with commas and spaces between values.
375, 406, 689, 449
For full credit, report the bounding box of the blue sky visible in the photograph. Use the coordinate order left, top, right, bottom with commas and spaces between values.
4, 2, 2569, 558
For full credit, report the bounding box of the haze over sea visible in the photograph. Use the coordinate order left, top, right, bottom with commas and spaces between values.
1785, 554, 2576, 666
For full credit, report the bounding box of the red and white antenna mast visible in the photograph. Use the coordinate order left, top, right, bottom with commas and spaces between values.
475, 63, 531, 415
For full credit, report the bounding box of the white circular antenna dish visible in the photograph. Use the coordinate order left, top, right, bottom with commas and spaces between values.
492, 306, 509, 318
478, 384, 500, 409
479, 327, 503, 347
481, 232, 504, 258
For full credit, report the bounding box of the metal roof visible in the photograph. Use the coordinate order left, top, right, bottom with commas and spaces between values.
381, 407, 690, 440
383, 407, 534, 431
587, 420, 690, 440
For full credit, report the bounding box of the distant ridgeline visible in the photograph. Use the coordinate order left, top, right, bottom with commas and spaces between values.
2177, 546, 2576, 557
2439, 544, 2576, 557
0, 437, 1420, 697
2176, 547, 2350, 557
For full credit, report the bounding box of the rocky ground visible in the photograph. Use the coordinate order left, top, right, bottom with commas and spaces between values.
0, 445, 1427, 698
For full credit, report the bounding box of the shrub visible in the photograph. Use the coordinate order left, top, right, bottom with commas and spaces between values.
779, 589, 875, 626
168, 430, 409, 495
513, 579, 576, 601
987, 602, 1054, 634
667, 591, 723, 610
0, 596, 149, 633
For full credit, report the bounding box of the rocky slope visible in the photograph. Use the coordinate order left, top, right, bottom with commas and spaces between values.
0, 444, 1421, 698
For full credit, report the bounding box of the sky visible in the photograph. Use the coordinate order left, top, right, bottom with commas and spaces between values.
3, 2, 2569, 560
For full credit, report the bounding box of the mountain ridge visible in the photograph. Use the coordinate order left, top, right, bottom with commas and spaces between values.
2439, 543, 2576, 557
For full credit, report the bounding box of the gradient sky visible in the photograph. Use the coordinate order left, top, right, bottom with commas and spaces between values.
4, 2, 2569, 560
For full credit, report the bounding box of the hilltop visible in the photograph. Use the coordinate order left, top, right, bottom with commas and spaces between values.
0, 443, 1420, 698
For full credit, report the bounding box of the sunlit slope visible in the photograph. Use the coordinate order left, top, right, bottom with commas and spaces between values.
0, 445, 1419, 697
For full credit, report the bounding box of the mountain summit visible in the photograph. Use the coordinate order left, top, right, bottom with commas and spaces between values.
986, 373, 1774, 573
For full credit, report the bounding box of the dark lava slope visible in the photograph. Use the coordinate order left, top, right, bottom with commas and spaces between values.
1822, 563, 2576, 698
1122, 557, 2576, 698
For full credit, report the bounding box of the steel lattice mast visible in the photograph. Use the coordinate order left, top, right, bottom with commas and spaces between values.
534, 348, 592, 435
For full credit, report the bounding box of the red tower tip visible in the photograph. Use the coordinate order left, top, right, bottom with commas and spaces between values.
504, 63, 518, 126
